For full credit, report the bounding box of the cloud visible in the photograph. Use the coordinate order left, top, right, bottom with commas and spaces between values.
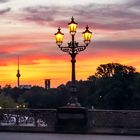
0, 41, 67, 66
0, 8, 11, 15
0, 0, 9, 3
0, 36, 139, 67
21, 1, 140, 31
23, 6, 60, 24
73, 3, 140, 30
92, 40, 140, 51
128, 0, 140, 6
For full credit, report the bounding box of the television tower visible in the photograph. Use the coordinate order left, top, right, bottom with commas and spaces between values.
16, 56, 21, 87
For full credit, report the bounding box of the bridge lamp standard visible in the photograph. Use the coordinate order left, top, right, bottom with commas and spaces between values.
55, 17, 92, 106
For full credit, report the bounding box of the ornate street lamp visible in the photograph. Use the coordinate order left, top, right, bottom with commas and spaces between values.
55, 17, 92, 107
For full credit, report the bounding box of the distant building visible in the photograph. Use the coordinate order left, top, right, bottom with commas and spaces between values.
44, 79, 51, 89
19, 85, 32, 89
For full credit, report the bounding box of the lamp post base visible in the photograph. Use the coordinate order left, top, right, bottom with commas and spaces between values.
66, 84, 81, 107
67, 96, 81, 107
55, 106, 87, 132
55, 85, 87, 132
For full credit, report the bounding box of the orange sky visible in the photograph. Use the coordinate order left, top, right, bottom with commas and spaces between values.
0, 0, 140, 88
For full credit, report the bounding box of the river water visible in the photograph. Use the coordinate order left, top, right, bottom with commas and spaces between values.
0, 133, 140, 140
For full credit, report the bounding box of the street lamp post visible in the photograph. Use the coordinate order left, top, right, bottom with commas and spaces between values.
55, 17, 92, 107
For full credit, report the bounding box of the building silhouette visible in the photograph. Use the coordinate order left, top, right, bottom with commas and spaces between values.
45, 79, 51, 89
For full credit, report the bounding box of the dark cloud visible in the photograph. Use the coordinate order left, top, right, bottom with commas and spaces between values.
23, 6, 64, 24
23, 6, 77, 25
0, 0, 10, 3
23, 6, 70, 24
73, 3, 140, 30
92, 40, 140, 51
22, 1, 140, 30
0, 8, 11, 15
128, 0, 140, 7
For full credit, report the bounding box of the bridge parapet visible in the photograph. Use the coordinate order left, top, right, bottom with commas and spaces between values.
1, 109, 140, 134
87, 109, 140, 128
0, 108, 57, 128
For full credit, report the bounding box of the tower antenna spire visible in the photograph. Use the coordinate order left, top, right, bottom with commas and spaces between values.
18, 56, 19, 70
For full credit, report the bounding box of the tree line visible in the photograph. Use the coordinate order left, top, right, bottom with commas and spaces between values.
0, 63, 140, 110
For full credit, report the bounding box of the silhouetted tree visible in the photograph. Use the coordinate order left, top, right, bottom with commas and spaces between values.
0, 93, 17, 108
95, 63, 135, 78
88, 63, 137, 109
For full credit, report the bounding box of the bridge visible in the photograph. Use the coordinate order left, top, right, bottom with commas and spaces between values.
0, 108, 140, 135
0, 132, 140, 140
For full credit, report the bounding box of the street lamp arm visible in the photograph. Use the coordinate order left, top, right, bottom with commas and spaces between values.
59, 45, 87, 54
60, 46, 71, 53
75, 46, 87, 53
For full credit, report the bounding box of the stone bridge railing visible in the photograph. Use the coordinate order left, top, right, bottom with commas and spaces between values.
87, 109, 140, 129
0, 108, 140, 133
0, 108, 57, 130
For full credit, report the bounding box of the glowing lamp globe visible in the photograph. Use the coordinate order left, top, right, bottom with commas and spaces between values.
68, 17, 78, 35
55, 27, 64, 46
82, 26, 92, 45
